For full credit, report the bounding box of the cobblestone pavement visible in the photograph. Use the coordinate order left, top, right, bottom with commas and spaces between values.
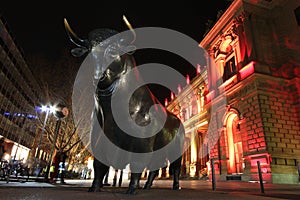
0, 178, 300, 200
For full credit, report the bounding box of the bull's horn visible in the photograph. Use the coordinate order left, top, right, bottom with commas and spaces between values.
64, 18, 89, 48
123, 15, 136, 44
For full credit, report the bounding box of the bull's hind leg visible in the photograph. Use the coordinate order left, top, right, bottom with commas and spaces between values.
143, 170, 159, 189
172, 167, 181, 190
126, 172, 142, 194
88, 159, 109, 192
170, 157, 182, 190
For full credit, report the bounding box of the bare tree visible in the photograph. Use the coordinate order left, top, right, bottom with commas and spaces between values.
27, 48, 91, 175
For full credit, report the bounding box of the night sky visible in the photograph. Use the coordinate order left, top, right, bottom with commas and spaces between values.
1, 1, 232, 103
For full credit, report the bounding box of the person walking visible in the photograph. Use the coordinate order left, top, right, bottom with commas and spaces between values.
0, 137, 6, 161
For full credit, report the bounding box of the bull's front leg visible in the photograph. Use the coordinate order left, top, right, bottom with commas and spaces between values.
143, 170, 159, 189
88, 159, 109, 192
126, 172, 142, 194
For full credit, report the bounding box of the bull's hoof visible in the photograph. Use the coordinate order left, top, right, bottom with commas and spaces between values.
88, 187, 101, 192
125, 187, 138, 195
142, 183, 151, 190
88, 180, 103, 192
172, 185, 181, 190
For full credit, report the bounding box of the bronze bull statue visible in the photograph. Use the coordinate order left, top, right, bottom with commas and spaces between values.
64, 16, 185, 194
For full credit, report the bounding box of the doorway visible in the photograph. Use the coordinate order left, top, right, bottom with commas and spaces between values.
224, 111, 243, 174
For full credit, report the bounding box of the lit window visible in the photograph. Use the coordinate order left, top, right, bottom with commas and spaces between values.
223, 56, 237, 81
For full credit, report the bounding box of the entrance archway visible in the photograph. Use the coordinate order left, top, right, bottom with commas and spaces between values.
224, 109, 243, 174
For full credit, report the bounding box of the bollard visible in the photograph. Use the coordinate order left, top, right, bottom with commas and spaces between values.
211, 159, 216, 191
257, 161, 265, 194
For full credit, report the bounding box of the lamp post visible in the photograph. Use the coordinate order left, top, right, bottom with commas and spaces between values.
34, 105, 55, 177
44, 104, 68, 183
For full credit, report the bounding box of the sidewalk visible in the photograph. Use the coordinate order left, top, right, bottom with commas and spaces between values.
0, 178, 300, 199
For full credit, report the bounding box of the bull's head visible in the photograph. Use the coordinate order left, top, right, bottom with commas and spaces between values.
64, 16, 136, 92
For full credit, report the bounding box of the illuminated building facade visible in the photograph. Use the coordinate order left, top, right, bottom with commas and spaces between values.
0, 16, 41, 163
167, 0, 300, 184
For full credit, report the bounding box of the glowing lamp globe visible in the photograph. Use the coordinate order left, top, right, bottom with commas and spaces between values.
54, 104, 69, 119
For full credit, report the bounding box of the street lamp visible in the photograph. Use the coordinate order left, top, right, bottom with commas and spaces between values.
44, 104, 69, 183
34, 104, 56, 176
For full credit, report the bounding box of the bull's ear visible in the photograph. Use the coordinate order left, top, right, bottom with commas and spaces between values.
71, 47, 88, 57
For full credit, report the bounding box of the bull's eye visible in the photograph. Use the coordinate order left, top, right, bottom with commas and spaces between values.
108, 49, 118, 58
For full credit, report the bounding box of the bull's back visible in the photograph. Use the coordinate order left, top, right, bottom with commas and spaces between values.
153, 111, 184, 151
